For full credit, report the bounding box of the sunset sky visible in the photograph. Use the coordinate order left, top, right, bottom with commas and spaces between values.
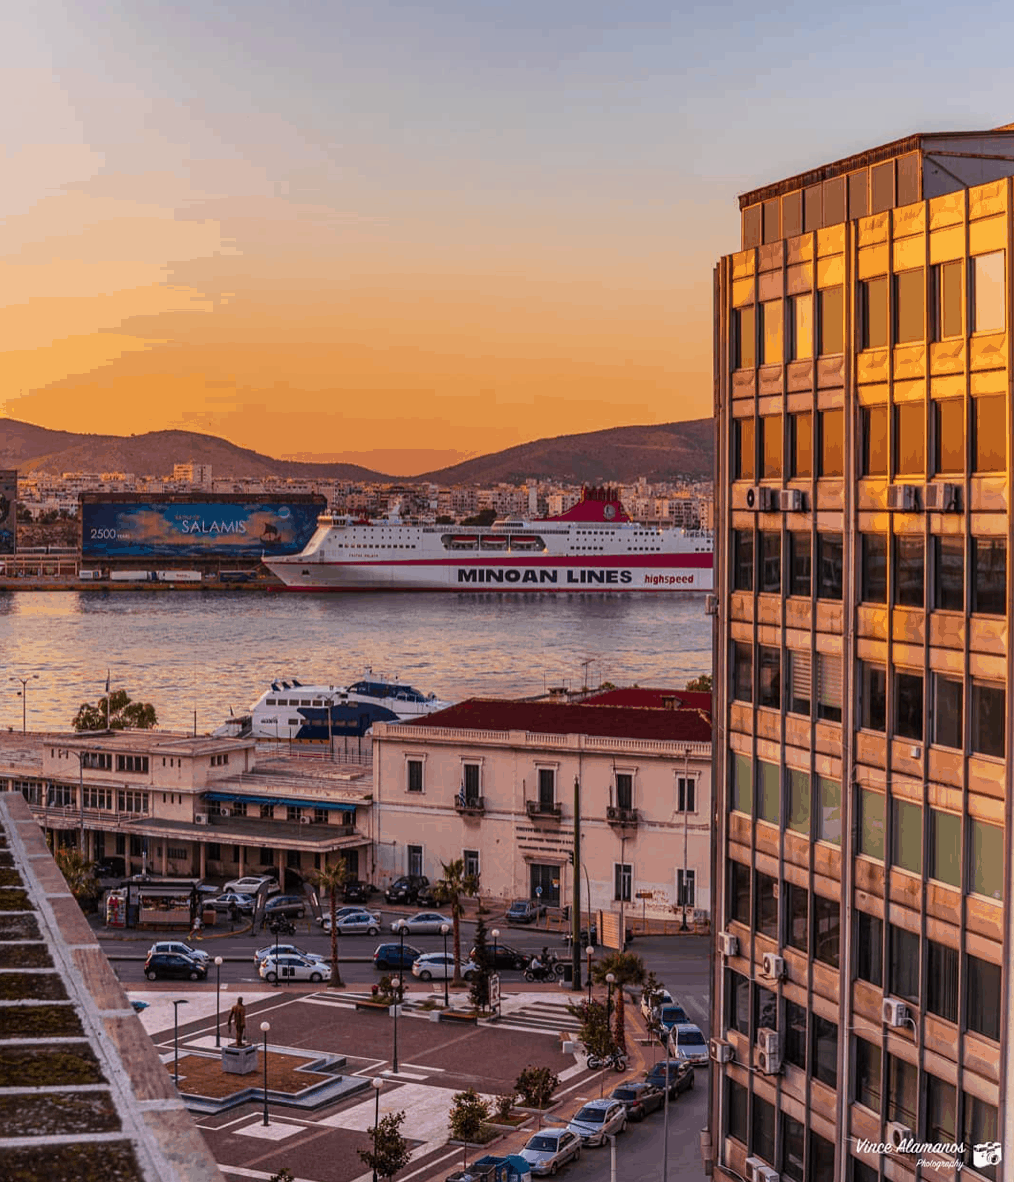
3, 1, 1014, 472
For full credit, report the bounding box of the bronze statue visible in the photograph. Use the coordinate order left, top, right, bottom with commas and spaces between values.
227, 997, 247, 1046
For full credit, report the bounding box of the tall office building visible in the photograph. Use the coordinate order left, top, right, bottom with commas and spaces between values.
707, 128, 1014, 1182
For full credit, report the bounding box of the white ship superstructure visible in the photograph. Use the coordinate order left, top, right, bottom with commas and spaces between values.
264, 487, 713, 593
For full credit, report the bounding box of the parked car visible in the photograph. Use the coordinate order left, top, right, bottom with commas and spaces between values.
253, 944, 326, 967
640, 987, 675, 1021
469, 942, 528, 970
373, 943, 423, 970
321, 906, 382, 930
144, 952, 208, 982
656, 1003, 691, 1035
519, 1128, 583, 1175
566, 1098, 627, 1146
209, 891, 256, 914
259, 954, 330, 983
263, 894, 307, 919
147, 940, 210, 965
411, 952, 478, 982
328, 911, 381, 935
668, 1023, 709, 1065
415, 883, 443, 907
223, 876, 279, 896
506, 899, 546, 924
384, 875, 430, 903
610, 1081, 665, 1121
391, 911, 448, 935
342, 879, 375, 903
643, 1059, 695, 1100
563, 923, 634, 946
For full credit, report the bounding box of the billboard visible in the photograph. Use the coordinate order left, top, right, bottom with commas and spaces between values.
80, 496, 325, 559
0, 470, 15, 555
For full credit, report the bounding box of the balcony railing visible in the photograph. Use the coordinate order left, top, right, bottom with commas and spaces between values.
526, 799, 562, 820
606, 805, 640, 827
454, 794, 485, 815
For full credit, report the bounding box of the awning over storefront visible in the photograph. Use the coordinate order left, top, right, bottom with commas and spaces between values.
202, 792, 355, 817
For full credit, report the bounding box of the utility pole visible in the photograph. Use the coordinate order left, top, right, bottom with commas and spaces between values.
571, 774, 582, 990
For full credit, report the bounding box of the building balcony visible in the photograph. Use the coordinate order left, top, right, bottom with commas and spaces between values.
454, 794, 485, 816
606, 805, 640, 828
526, 800, 562, 821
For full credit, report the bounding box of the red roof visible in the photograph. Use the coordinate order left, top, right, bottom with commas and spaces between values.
408, 698, 712, 743
581, 687, 713, 715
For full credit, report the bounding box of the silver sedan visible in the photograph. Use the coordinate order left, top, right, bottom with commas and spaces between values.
330, 911, 382, 935
391, 911, 449, 935
519, 1129, 583, 1175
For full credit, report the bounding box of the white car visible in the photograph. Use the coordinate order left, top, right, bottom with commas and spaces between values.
253, 944, 327, 967
259, 954, 331, 983
147, 940, 210, 965
519, 1128, 583, 1175
668, 1023, 709, 1066
322, 911, 381, 935
320, 907, 382, 931
567, 1098, 627, 1146
640, 987, 675, 1021
411, 952, 478, 982
391, 911, 448, 935
223, 876, 280, 896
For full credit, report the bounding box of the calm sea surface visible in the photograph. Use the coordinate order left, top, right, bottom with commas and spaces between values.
0, 591, 713, 733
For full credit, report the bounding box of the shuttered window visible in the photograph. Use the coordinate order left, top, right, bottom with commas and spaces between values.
816, 653, 843, 723
788, 650, 811, 716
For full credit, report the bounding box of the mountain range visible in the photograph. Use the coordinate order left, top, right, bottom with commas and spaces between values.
0, 416, 714, 485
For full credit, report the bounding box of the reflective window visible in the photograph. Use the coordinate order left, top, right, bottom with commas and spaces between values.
854, 1037, 882, 1112
927, 1074, 957, 1145
895, 268, 924, 343
781, 1114, 805, 1182
785, 880, 808, 951
973, 537, 1006, 615
817, 533, 843, 599
790, 294, 813, 360
726, 1077, 748, 1144
966, 956, 1001, 1041
895, 535, 924, 608
892, 798, 922, 874
968, 820, 1003, 900
819, 409, 844, 477
728, 861, 751, 924
754, 871, 778, 939
761, 416, 782, 479
751, 1095, 775, 1166
731, 643, 752, 705
933, 675, 963, 750
932, 259, 963, 339
860, 276, 889, 349
818, 287, 844, 354
730, 754, 752, 815
816, 655, 842, 725
972, 251, 1005, 333
895, 402, 925, 475
735, 417, 755, 480
926, 940, 958, 1024
756, 758, 779, 821
813, 894, 840, 967
862, 405, 889, 476
759, 531, 781, 593
734, 306, 756, 368
733, 529, 754, 591
934, 399, 964, 474
811, 1014, 838, 1087
889, 923, 920, 1003
934, 535, 964, 611
757, 649, 781, 712
887, 1054, 918, 1128
860, 661, 887, 731
858, 789, 884, 860
973, 395, 1005, 472
784, 1000, 807, 1070
856, 911, 882, 987
929, 809, 961, 887
971, 682, 1005, 758
962, 1094, 999, 1182
789, 532, 811, 596
760, 301, 783, 366
790, 411, 812, 477
861, 533, 887, 602
816, 775, 841, 843
786, 767, 811, 833
727, 969, 750, 1034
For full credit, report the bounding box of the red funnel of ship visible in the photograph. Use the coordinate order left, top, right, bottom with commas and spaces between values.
543, 486, 632, 523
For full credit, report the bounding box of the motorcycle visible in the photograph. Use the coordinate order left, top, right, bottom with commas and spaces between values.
268, 918, 296, 937
586, 1048, 629, 1072
523, 962, 556, 982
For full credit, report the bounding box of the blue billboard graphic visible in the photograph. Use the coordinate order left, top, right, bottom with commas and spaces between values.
81, 500, 323, 559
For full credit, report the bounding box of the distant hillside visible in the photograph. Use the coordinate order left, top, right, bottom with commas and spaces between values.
418, 419, 715, 484
0, 416, 714, 485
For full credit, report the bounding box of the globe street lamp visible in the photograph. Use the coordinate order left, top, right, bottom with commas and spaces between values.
585, 945, 595, 1004
10, 674, 38, 734
440, 923, 450, 1008
605, 972, 616, 1031
491, 928, 500, 1017
214, 956, 224, 1047
171, 998, 189, 1084
260, 1020, 271, 1125
393, 922, 406, 1073
370, 1077, 383, 1182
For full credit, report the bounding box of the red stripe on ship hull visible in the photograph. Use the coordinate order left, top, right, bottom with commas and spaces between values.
276, 552, 713, 570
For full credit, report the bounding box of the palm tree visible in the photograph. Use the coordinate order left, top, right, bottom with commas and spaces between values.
592, 949, 645, 1054
433, 858, 479, 986
310, 859, 349, 987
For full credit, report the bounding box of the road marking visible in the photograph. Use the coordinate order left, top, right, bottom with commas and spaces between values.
381, 1069, 428, 1080
400, 1062, 446, 1073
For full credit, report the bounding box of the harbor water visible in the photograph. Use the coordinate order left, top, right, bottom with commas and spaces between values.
0, 590, 713, 733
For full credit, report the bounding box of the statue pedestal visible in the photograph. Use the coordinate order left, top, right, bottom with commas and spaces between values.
221, 1043, 258, 1074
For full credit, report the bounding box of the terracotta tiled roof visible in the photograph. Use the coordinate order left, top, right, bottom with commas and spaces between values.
408, 698, 712, 743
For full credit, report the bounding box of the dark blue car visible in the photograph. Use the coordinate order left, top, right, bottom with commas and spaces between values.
373, 942, 423, 970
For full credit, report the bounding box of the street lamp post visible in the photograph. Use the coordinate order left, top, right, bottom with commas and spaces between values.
605, 972, 616, 1033
10, 674, 38, 734
491, 928, 500, 1017
393, 924, 406, 1073
606, 1132, 617, 1182
440, 923, 450, 1008
171, 999, 189, 1084
260, 1021, 271, 1125
214, 956, 223, 1047
680, 752, 691, 931
370, 1077, 383, 1182
585, 945, 595, 1004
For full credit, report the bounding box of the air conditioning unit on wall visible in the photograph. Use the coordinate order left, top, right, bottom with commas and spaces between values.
923, 481, 960, 512
717, 931, 739, 957
709, 1038, 734, 1063
761, 952, 786, 981
778, 488, 804, 512
745, 486, 777, 512
887, 1122, 914, 1151
883, 998, 909, 1027
194, 813, 209, 825
886, 484, 919, 511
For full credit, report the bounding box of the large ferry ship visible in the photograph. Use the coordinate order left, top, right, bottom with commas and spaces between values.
264, 486, 713, 592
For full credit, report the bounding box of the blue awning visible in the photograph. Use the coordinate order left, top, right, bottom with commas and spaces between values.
203, 792, 354, 814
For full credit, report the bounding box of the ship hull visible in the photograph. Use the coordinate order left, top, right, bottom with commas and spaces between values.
265, 554, 713, 592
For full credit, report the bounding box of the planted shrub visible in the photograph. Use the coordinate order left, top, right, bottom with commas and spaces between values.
514, 1065, 560, 1109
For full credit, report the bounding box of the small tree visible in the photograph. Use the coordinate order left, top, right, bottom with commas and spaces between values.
493, 1092, 516, 1122
433, 858, 479, 986
53, 847, 100, 912
592, 950, 645, 1054
684, 673, 712, 693
640, 970, 666, 1045
357, 1110, 412, 1181
514, 1065, 560, 1109
72, 689, 158, 732
449, 1088, 490, 1154
469, 913, 492, 1012
309, 859, 349, 987
566, 998, 613, 1059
